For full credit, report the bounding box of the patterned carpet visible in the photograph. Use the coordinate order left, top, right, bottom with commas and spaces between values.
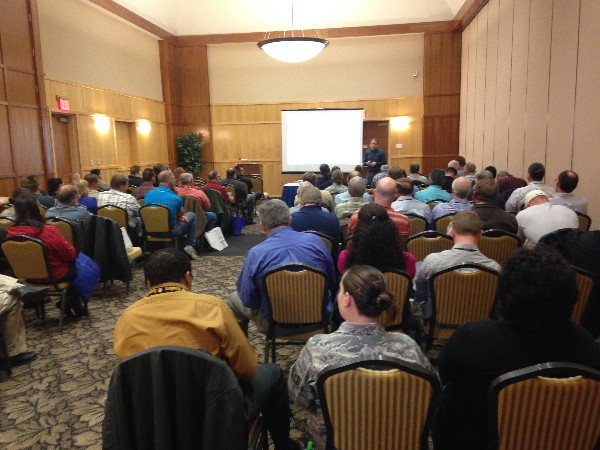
0, 224, 310, 449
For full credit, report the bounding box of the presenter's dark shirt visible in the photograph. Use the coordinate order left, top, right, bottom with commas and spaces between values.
363, 149, 386, 173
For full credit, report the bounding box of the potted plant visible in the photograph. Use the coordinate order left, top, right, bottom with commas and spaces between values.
176, 132, 205, 175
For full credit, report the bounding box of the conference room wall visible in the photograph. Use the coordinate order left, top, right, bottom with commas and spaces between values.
460, 0, 599, 228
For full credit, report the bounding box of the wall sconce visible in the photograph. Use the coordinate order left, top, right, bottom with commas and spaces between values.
391, 116, 411, 131
136, 119, 152, 135
93, 115, 111, 134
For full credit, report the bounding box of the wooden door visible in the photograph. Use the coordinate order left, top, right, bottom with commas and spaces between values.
363, 121, 389, 166
52, 114, 72, 180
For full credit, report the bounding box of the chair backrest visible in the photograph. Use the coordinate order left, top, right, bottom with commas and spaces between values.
39, 205, 47, 219
433, 213, 456, 233
429, 263, 499, 342
263, 263, 328, 326
317, 357, 441, 450
378, 270, 412, 330
102, 346, 247, 450
97, 205, 128, 229
573, 267, 594, 325
303, 230, 335, 253
0, 217, 15, 229
488, 362, 600, 450
137, 198, 144, 207
140, 204, 172, 236
1, 235, 57, 286
478, 229, 523, 265
203, 189, 227, 215
427, 199, 448, 210
222, 184, 237, 203
406, 231, 453, 262
251, 177, 263, 193
45, 217, 83, 251
576, 212, 591, 231
404, 214, 428, 236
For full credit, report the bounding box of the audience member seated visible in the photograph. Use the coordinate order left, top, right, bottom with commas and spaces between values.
131, 168, 155, 200
334, 171, 372, 207
456, 156, 466, 176
348, 177, 410, 248
0, 189, 30, 218
73, 180, 97, 214
113, 249, 299, 450
334, 176, 368, 219
145, 171, 199, 260
201, 170, 232, 204
471, 179, 517, 233
408, 162, 428, 186
316, 164, 333, 190
221, 168, 256, 224
290, 184, 341, 244
97, 174, 141, 235
90, 169, 110, 191
288, 265, 434, 450
0, 275, 48, 368
234, 165, 263, 200
338, 203, 416, 277
415, 169, 452, 204
432, 177, 473, 221
294, 172, 334, 212
505, 162, 556, 213
324, 169, 347, 197
415, 211, 500, 318
227, 200, 336, 336
83, 173, 101, 199
463, 162, 476, 183
391, 177, 432, 224
370, 164, 389, 188
20, 175, 55, 208
434, 246, 600, 450
484, 165, 497, 178
289, 182, 330, 215
8, 195, 83, 316
127, 165, 143, 188
172, 166, 185, 186
177, 173, 217, 231
496, 170, 527, 193
152, 163, 168, 187
46, 184, 91, 224
516, 190, 578, 248
549, 170, 588, 214
47, 178, 63, 197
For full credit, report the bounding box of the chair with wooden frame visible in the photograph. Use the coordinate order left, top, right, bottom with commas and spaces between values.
478, 229, 523, 265
1, 235, 73, 332
262, 263, 330, 363
317, 357, 441, 450
576, 211, 591, 231
378, 269, 412, 331
97, 205, 128, 229
488, 362, 600, 450
404, 213, 428, 237
406, 231, 453, 262
433, 212, 456, 234
139, 204, 178, 251
573, 266, 594, 325
428, 263, 499, 348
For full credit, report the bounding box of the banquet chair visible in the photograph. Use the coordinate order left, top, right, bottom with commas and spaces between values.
433, 213, 456, 234
576, 212, 591, 231
406, 231, 453, 262
404, 214, 428, 236
317, 357, 441, 450
1, 236, 72, 331
378, 269, 412, 331
97, 205, 128, 229
263, 263, 330, 363
488, 362, 600, 450
478, 229, 522, 265
139, 204, 177, 251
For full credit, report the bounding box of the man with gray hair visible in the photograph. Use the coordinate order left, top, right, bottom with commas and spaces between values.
291, 184, 341, 243
334, 172, 372, 206
227, 199, 336, 335
178, 172, 217, 231
431, 176, 473, 220
144, 170, 199, 259
415, 211, 501, 318
392, 177, 432, 224
370, 164, 389, 188
46, 184, 90, 224
335, 176, 369, 219
97, 174, 140, 226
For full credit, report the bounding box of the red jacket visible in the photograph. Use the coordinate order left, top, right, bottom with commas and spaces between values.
201, 180, 231, 204
8, 224, 76, 281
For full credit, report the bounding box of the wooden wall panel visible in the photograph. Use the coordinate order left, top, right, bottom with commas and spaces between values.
5, 71, 37, 105
524, 0, 552, 168
459, 23, 469, 157
0, 106, 14, 177
0, 71, 6, 101
473, 10, 488, 169
136, 123, 168, 166
115, 121, 133, 169
9, 107, 44, 175
0, 0, 34, 71
465, 22, 477, 162
77, 115, 116, 169
173, 46, 210, 107
482, 0, 499, 168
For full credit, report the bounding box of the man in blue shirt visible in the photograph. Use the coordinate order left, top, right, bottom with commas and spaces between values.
363, 138, 386, 186
291, 184, 341, 245
227, 200, 336, 335
415, 169, 453, 204
144, 170, 199, 259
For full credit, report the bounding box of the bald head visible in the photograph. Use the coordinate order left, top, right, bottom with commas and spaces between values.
448, 160, 460, 170
452, 177, 472, 199
374, 177, 397, 207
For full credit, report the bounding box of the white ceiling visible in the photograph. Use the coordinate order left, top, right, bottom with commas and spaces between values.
109, 0, 467, 36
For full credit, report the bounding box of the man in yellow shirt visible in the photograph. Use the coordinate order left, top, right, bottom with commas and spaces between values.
114, 249, 297, 450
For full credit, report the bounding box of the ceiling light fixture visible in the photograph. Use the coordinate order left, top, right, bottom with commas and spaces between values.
258, 0, 328, 63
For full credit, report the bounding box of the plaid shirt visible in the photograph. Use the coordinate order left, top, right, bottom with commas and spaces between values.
97, 189, 140, 228
335, 197, 366, 219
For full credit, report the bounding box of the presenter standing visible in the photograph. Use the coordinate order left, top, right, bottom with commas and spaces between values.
363, 138, 386, 186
